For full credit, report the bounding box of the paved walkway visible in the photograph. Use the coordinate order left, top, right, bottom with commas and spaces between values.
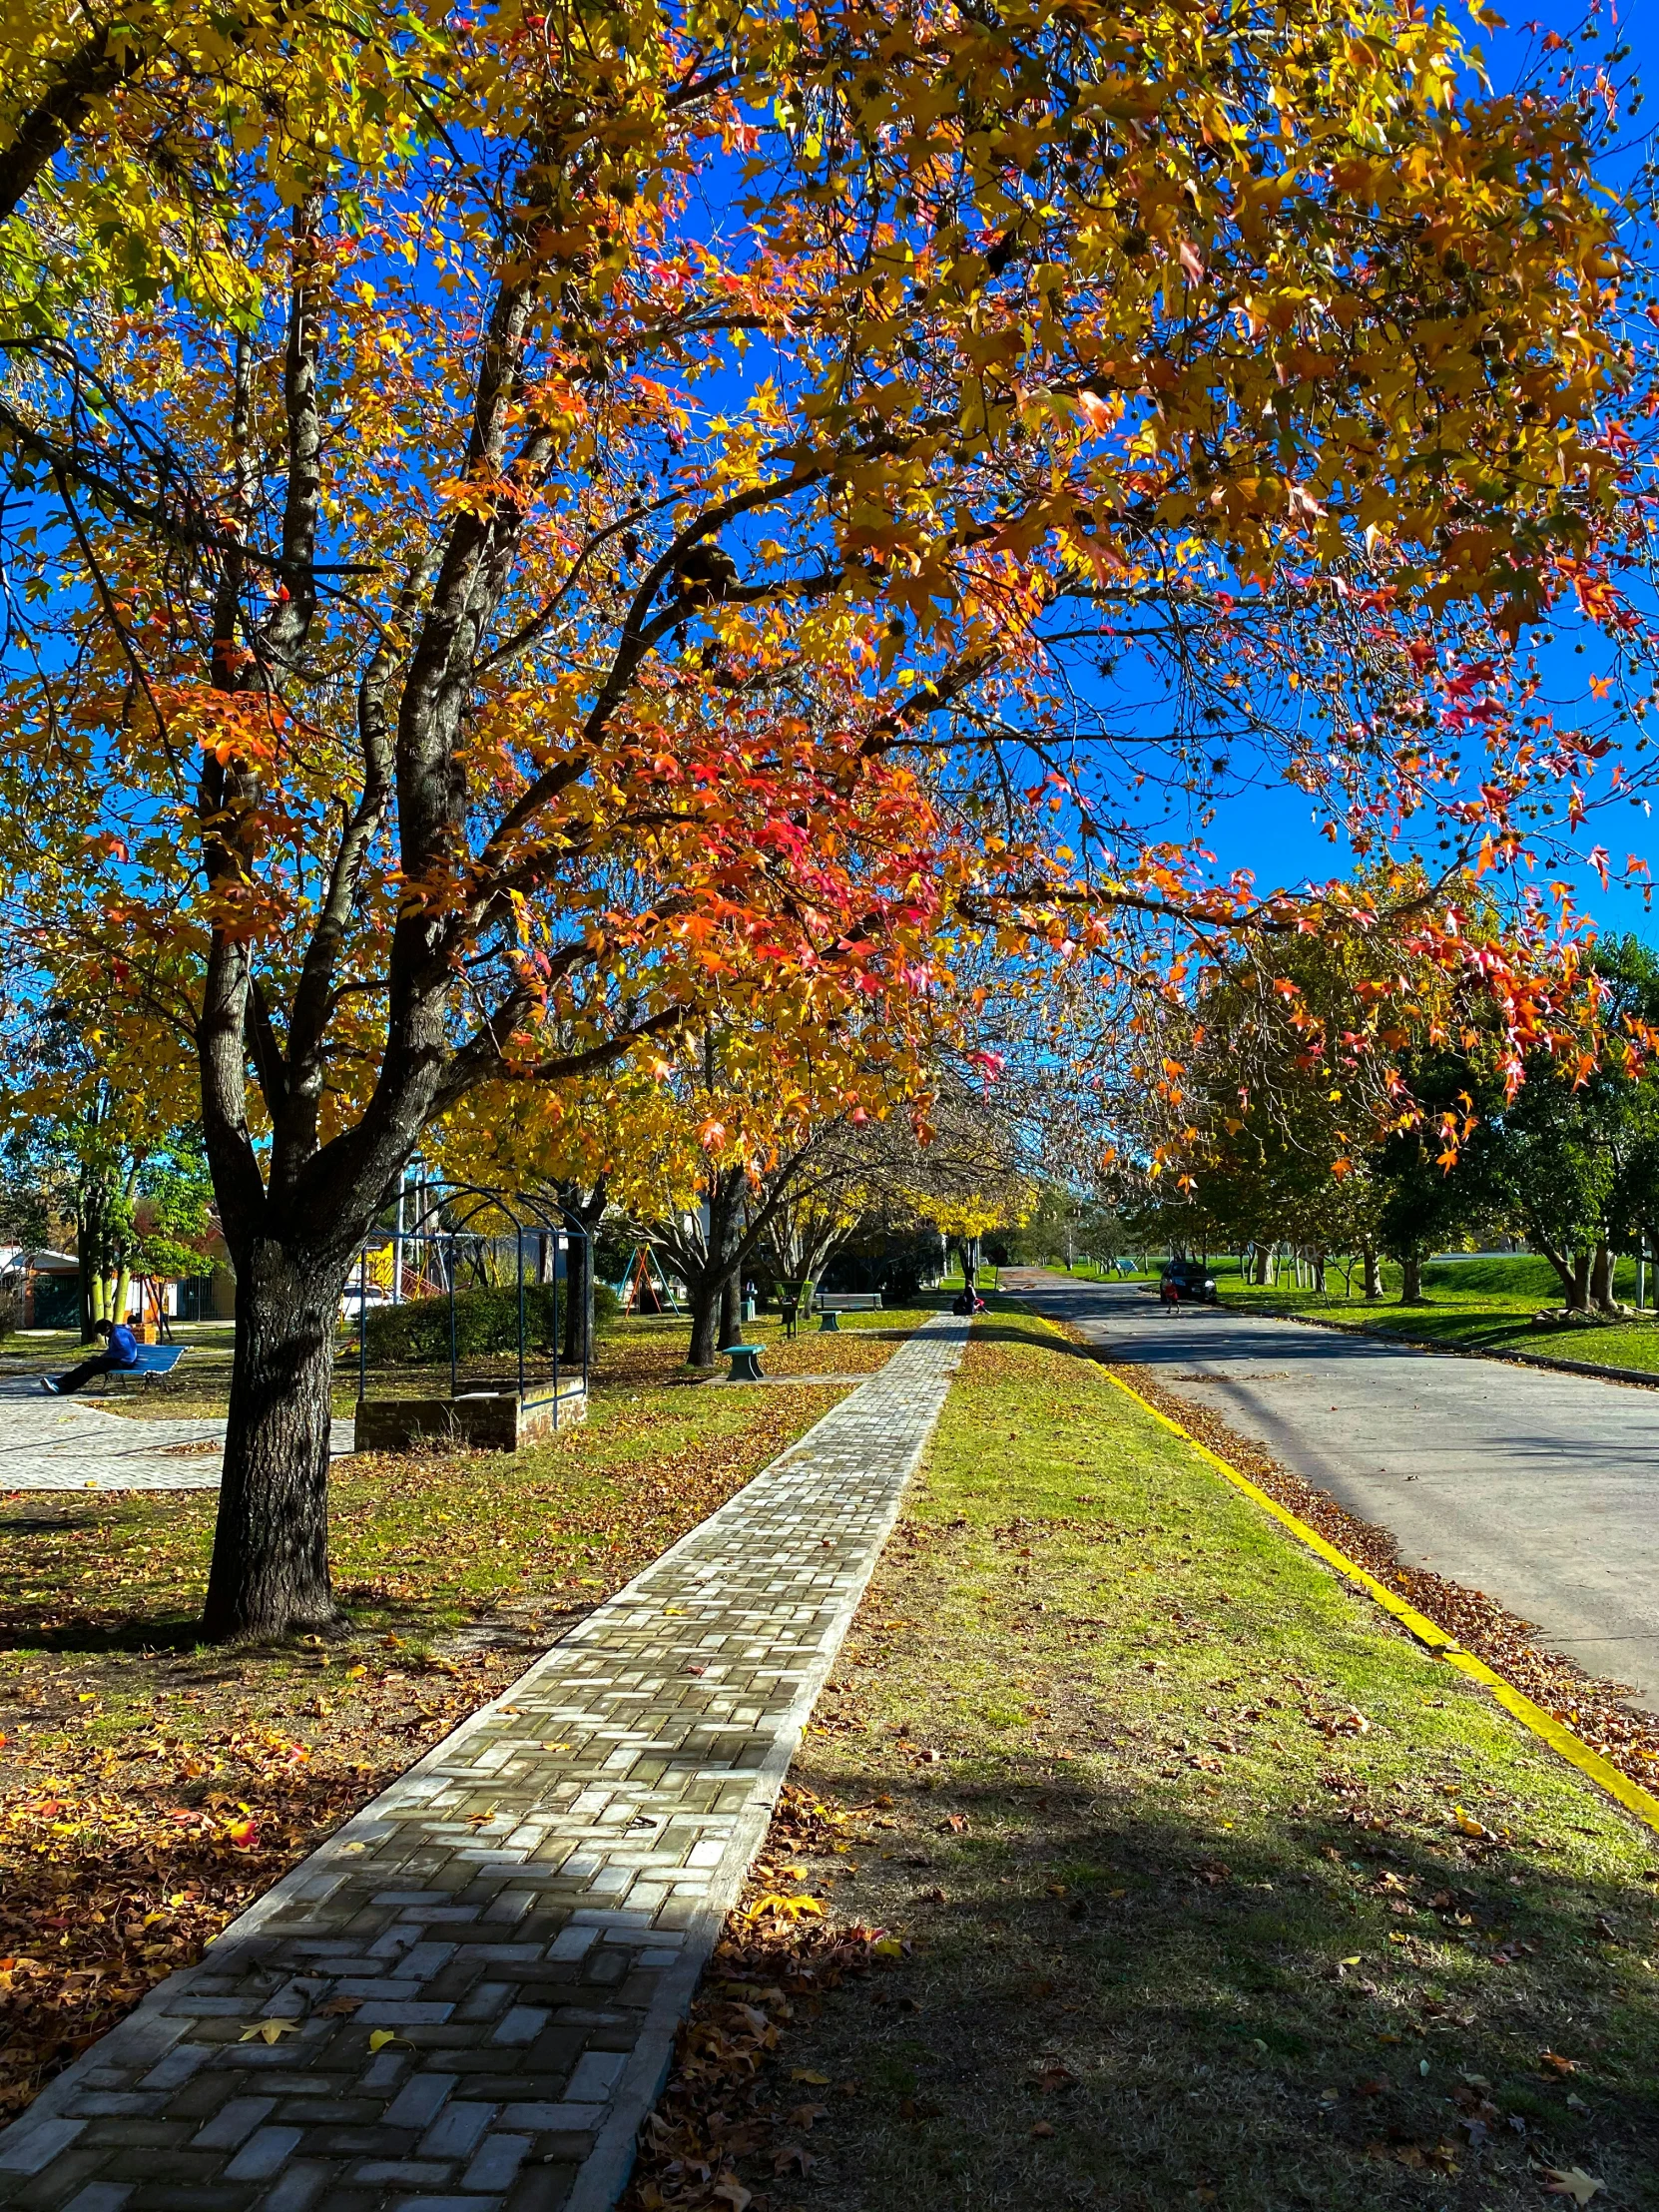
1006, 1269, 1659, 1708
0, 1381, 354, 1491
0, 1315, 967, 2212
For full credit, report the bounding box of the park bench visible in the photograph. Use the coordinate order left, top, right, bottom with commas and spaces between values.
816, 1292, 882, 1332
724, 1343, 767, 1382
104, 1345, 188, 1390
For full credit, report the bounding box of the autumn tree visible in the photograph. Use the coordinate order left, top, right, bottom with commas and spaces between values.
2, 0, 1654, 1637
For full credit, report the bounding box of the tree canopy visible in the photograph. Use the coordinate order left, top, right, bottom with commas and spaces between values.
3, 0, 1656, 1633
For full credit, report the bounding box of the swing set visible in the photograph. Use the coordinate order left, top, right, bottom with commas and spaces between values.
615, 1246, 682, 1315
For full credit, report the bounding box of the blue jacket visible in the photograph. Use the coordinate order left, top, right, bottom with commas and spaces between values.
108, 1323, 140, 1367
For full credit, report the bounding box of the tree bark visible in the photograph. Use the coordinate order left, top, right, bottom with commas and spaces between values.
719, 1272, 742, 1350
687, 1273, 723, 1367
1589, 1240, 1616, 1314
1399, 1254, 1423, 1304
1530, 1234, 1582, 1309
203, 1242, 344, 1641
556, 1180, 608, 1370
1362, 1242, 1382, 1301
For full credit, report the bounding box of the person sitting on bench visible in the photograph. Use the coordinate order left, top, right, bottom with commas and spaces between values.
41, 1317, 141, 1395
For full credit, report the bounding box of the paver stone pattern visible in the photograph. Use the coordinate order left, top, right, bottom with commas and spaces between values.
0, 1315, 967, 2212
0, 1380, 356, 1492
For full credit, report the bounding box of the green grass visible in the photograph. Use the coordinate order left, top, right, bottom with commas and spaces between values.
0, 1305, 939, 1419
766, 1307, 1659, 2211
1207, 1253, 1659, 1377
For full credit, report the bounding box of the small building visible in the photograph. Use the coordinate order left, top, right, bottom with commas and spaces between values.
0, 1249, 83, 1330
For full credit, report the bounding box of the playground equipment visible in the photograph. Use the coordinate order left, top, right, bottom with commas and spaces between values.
615, 1246, 682, 1315
349, 1181, 592, 1452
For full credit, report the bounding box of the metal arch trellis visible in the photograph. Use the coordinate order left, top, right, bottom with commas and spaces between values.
351, 1177, 593, 1426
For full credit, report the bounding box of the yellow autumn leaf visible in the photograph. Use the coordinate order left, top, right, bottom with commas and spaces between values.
240, 2019, 296, 2045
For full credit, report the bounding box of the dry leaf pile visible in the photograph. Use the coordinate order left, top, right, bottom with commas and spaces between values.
623, 1789, 892, 2212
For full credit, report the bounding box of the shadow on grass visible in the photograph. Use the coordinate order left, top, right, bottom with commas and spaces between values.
784, 1758, 1659, 2207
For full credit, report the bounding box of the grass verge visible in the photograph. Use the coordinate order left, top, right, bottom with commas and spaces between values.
628, 1309, 1659, 2212
1199, 1258, 1659, 1380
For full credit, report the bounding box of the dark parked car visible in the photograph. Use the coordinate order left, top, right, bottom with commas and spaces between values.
1159, 1259, 1218, 1305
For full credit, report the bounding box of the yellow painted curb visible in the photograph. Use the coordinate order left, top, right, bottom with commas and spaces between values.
1097, 1365, 1659, 1840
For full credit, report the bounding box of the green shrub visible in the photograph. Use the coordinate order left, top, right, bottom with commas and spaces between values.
363, 1280, 619, 1365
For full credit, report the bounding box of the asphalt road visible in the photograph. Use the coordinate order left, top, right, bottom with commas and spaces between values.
1001, 1268, 1659, 1710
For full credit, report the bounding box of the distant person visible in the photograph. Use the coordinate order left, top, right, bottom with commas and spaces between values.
40, 1317, 141, 1394
1159, 1276, 1181, 1315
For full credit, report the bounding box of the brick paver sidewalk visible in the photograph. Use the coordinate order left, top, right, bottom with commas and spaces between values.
0, 1315, 967, 2212
0, 1381, 356, 1493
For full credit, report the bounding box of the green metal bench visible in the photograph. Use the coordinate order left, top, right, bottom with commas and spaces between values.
817, 1292, 882, 1333
725, 1343, 767, 1382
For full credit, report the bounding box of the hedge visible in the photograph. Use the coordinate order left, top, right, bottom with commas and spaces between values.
362, 1281, 618, 1366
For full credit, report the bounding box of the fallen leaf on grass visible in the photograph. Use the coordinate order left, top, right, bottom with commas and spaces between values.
711, 2180, 751, 2211
871, 1936, 905, 1958
746, 1893, 824, 1923
1031, 2120, 1055, 2139
1539, 2050, 1579, 2076
1541, 2169, 1604, 2205
790, 2068, 831, 2086
240, 2019, 296, 2044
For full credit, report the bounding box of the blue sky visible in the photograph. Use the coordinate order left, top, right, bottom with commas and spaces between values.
1195, 1, 1659, 944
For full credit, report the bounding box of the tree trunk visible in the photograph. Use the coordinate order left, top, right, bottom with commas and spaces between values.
1569, 1250, 1592, 1312
561, 1233, 589, 1365
687, 1271, 723, 1367
1589, 1241, 1616, 1314
1399, 1254, 1423, 1304
203, 1242, 342, 1641
719, 1273, 742, 1350
1362, 1242, 1382, 1301
1530, 1235, 1579, 1308
1253, 1245, 1270, 1286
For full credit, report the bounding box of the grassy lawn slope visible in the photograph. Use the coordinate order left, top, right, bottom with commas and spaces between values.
655, 1310, 1659, 2212
1204, 1254, 1659, 1379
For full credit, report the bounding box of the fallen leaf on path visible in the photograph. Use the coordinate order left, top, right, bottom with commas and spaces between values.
240, 2019, 296, 2044
367, 2029, 412, 2053
316, 1995, 362, 2017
